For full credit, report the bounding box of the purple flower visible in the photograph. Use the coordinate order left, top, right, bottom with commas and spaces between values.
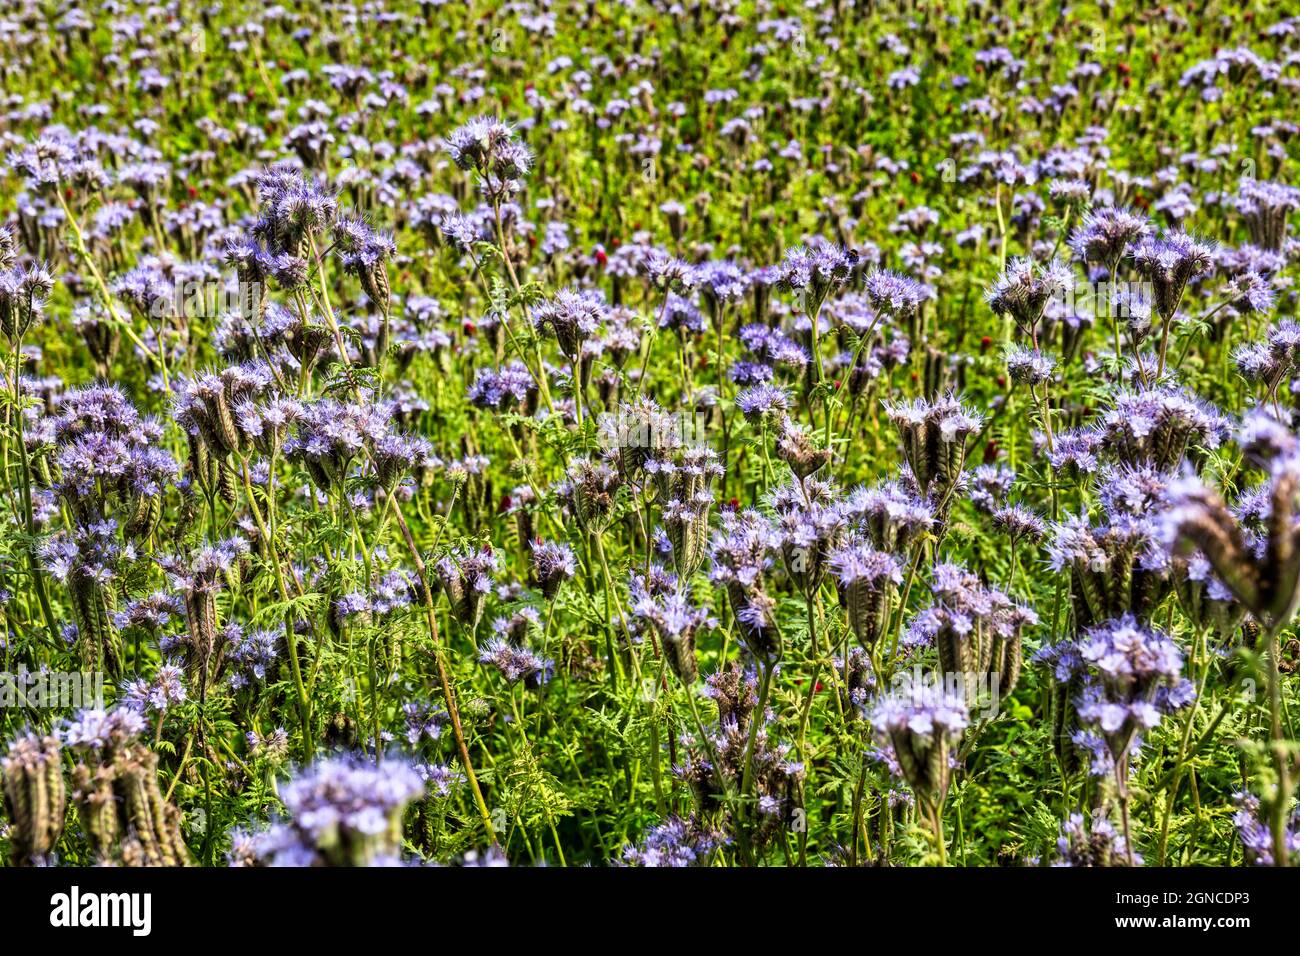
863, 269, 928, 319
257, 754, 425, 866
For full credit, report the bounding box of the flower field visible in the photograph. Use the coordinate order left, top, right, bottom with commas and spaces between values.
1, 0, 1300, 870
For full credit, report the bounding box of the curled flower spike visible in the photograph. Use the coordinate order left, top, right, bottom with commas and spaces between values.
1130, 230, 1215, 322
968, 464, 1016, 514
1233, 791, 1300, 866
631, 588, 713, 685
256, 754, 425, 866
479, 627, 553, 689
843, 480, 934, 554
884, 392, 982, 522
436, 544, 499, 632
709, 509, 781, 660
530, 539, 576, 599
1, 732, 66, 865
992, 504, 1047, 545
444, 115, 533, 187
0, 261, 54, 345
532, 287, 606, 361
870, 683, 968, 814
1098, 386, 1227, 472
467, 360, 537, 413
907, 562, 1036, 706
1005, 345, 1055, 386
1050, 812, 1141, 867
863, 269, 928, 320
736, 383, 790, 424
774, 415, 831, 478
1074, 615, 1183, 761
556, 456, 623, 533
1048, 507, 1168, 628
598, 396, 681, 476
984, 256, 1071, 340
333, 214, 396, 319
252, 164, 338, 259
1235, 319, 1300, 400
1170, 553, 1246, 645
829, 539, 901, 651
63, 707, 190, 866
1067, 206, 1150, 271
773, 479, 846, 596
1234, 180, 1300, 252
776, 244, 858, 316
1160, 458, 1300, 629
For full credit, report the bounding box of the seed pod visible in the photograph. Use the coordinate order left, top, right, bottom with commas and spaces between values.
989, 631, 1022, 701
661, 630, 699, 685
362, 265, 391, 318
218, 459, 239, 504
728, 584, 781, 661
70, 569, 122, 677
